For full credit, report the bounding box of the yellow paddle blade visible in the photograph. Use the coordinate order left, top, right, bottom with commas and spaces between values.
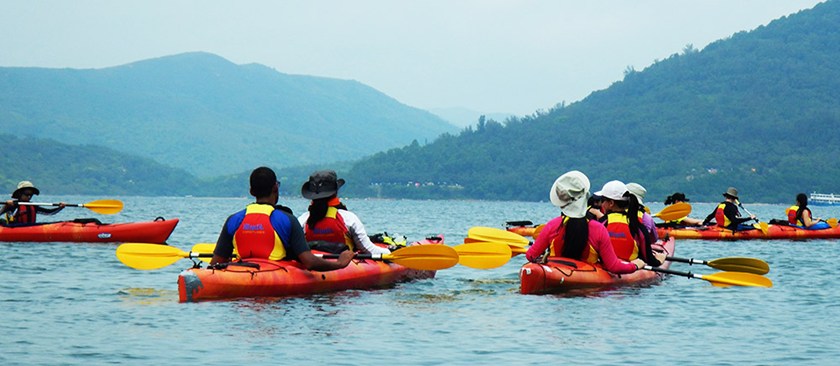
510, 246, 527, 257
827, 218, 838, 228
467, 226, 530, 247
383, 245, 459, 270
758, 222, 769, 235
701, 271, 773, 287
116, 243, 190, 270
453, 242, 512, 269
706, 257, 770, 274
190, 243, 222, 263
652, 202, 692, 221
82, 199, 124, 215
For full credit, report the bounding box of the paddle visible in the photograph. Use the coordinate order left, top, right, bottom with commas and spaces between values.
652, 202, 692, 221
191, 242, 512, 270
19, 199, 124, 215
735, 200, 769, 234
117, 242, 460, 271
453, 241, 512, 269
827, 218, 838, 228
644, 266, 773, 287
666, 256, 770, 275
466, 226, 531, 247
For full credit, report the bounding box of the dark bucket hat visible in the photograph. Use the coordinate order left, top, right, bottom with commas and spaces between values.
301, 170, 345, 200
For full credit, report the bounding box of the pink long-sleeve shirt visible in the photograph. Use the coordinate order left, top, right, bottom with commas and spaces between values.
525, 216, 638, 274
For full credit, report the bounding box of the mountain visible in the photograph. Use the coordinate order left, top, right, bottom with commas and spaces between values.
0, 52, 457, 178
343, 1, 840, 204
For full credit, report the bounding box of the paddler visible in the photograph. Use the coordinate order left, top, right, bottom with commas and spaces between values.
209, 167, 354, 270
595, 180, 666, 267
0, 181, 65, 224
702, 187, 757, 231
787, 193, 830, 230
662, 192, 703, 226
297, 170, 390, 255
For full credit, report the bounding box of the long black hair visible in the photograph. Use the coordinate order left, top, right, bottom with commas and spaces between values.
306, 195, 348, 231
796, 193, 808, 223
560, 216, 590, 258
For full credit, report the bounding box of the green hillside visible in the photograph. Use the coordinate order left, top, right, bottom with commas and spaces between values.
343, 1, 840, 203
0, 52, 456, 178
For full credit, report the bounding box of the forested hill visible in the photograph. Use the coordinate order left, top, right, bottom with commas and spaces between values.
0, 52, 456, 178
343, 1, 840, 204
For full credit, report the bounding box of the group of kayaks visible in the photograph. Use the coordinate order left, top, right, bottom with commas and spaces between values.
12, 198, 774, 302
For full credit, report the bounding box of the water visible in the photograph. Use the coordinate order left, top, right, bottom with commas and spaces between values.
2, 196, 839, 365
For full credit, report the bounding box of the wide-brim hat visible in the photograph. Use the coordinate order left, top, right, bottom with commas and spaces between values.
549, 170, 590, 218
12, 181, 39, 199
594, 180, 629, 201
301, 170, 345, 200
626, 182, 646, 206
723, 187, 739, 199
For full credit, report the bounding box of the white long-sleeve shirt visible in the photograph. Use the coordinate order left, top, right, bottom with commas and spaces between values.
298, 209, 391, 255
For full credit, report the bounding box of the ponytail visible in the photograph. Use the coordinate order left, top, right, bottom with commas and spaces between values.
560, 217, 589, 258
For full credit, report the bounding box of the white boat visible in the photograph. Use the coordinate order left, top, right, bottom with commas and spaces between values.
810, 192, 840, 205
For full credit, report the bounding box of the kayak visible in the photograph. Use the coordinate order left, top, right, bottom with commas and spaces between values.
519, 236, 676, 295
656, 224, 840, 240
177, 235, 444, 302
0, 217, 178, 243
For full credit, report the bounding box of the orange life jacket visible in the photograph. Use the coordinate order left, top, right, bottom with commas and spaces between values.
714, 203, 733, 228
787, 205, 805, 226
603, 212, 639, 261
232, 204, 286, 260
7, 204, 36, 224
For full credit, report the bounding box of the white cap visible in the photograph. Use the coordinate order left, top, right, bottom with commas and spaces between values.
549, 171, 590, 218
594, 180, 628, 201
626, 182, 646, 205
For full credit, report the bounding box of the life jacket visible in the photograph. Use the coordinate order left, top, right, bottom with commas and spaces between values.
7, 204, 36, 224
232, 204, 286, 260
602, 212, 639, 261
714, 203, 734, 229
547, 216, 598, 264
787, 205, 803, 225
304, 206, 354, 251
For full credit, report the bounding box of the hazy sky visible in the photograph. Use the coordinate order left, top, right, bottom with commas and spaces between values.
0, 1, 825, 116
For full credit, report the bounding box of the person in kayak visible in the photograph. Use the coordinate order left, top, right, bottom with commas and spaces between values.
0, 181, 65, 225
595, 180, 665, 267
662, 192, 703, 226
586, 195, 604, 220
626, 182, 659, 244
702, 187, 757, 231
210, 167, 354, 271
298, 170, 390, 255
787, 193, 830, 230
525, 171, 646, 274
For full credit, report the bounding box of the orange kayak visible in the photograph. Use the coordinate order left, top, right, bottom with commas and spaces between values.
656, 224, 840, 240
519, 236, 675, 294
178, 236, 443, 302
0, 217, 178, 243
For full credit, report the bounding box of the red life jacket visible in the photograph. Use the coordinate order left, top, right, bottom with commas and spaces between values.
603, 212, 639, 261
714, 202, 734, 228
304, 206, 354, 251
233, 204, 286, 260
787, 205, 804, 225
10, 204, 36, 224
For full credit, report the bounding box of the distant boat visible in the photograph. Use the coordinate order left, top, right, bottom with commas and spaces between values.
810, 192, 840, 205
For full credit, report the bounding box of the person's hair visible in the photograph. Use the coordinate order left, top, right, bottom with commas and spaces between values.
560, 217, 589, 258
796, 193, 808, 222
664, 194, 674, 205
306, 195, 347, 230
250, 167, 277, 198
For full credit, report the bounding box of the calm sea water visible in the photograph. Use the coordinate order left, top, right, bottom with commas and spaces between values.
2, 196, 839, 365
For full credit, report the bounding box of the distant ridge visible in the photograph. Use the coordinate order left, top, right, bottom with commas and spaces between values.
0, 52, 457, 177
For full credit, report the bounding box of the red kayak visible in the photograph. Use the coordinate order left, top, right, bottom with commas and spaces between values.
656, 224, 840, 240
178, 236, 444, 302
0, 217, 178, 243
519, 236, 676, 294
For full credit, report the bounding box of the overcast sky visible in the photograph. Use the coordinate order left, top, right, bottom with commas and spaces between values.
0, 1, 825, 116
